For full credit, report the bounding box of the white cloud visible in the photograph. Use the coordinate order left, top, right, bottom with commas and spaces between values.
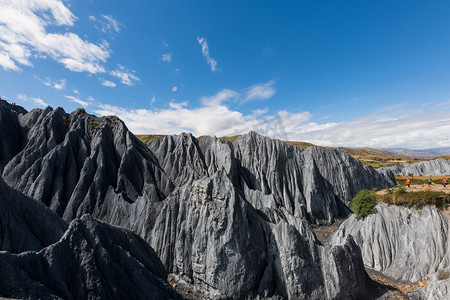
43, 78, 66, 90
0, 51, 21, 71
94, 102, 256, 136
161, 53, 172, 62
96, 99, 450, 149
101, 79, 116, 87
90, 14, 123, 36
17, 93, 48, 107
243, 80, 276, 102
252, 108, 269, 117
0, 0, 109, 73
65, 95, 90, 107
92, 87, 288, 138
200, 89, 239, 107
197, 37, 219, 72
73, 89, 80, 95
110, 65, 140, 86
102, 15, 122, 33
280, 109, 450, 149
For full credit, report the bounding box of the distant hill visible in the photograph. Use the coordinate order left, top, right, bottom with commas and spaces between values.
389, 148, 450, 159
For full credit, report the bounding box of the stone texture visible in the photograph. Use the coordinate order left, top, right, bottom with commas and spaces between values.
1, 105, 174, 222
0, 102, 398, 299
0, 170, 180, 299
379, 158, 450, 176
0, 215, 182, 300
99, 169, 372, 299
0, 176, 67, 253
410, 272, 450, 299
330, 203, 450, 282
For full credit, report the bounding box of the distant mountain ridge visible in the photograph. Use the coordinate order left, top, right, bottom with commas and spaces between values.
388, 148, 450, 159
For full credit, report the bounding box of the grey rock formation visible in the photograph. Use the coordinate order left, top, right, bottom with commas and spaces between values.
410, 272, 450, 299
149, 132, 394, 225
1, 106, 174, 221
0, 100, 27, 171
0, 215, 182, 300
0, 102, 397, 299
0, 173, 181, 299
379, 158, 450, 176
100, 168, 372, 299
0, 177, 67, 253
330, 203, 450, 282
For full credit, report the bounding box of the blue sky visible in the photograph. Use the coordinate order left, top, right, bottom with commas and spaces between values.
1, 0, 450, 149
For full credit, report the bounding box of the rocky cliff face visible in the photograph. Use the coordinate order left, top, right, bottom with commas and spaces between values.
0, 102, 396, 299
330, 203, 450, 283
1, 105, 174, 221
0, 177, 67, 253
0, 175, 181, 299
379, 158, 450, 176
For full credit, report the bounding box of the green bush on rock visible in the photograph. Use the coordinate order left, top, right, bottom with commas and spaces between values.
350, 189, 377, 219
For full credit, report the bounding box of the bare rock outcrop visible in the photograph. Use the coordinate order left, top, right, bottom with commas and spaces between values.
0, 102, 397, 299
330, 203, 450, 282
379, 158, 450, 176
0, 215, 182, 300
411, 272, 450, 299
148, 132, 394, 225
1, 106, 174, 222
0, 177, 67, 253
0, 174, 181, 299
99, 168, 373, 299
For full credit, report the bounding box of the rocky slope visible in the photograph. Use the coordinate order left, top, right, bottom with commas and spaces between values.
379, 158, 450, 176
0, 176, 181, 299
0, 102, 397, 299
330, 203, 450, 283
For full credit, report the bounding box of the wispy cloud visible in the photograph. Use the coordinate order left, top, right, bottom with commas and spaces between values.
161, 53, 172, 62
197, 37, 219, 72
110, 65, 140, 86
100, 78, 117, 87
90, 14, 123, 36
243, 80, 276, 103
200, 89, 239, 107
0, 0, 109, 73
43, 78, 66, 90
65, 95, 91, 107
17, 94, 48, 107
261, 46, 274, 59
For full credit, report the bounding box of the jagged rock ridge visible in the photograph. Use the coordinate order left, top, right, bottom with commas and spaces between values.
0, 102, 396, 299
379, 158, 450, 176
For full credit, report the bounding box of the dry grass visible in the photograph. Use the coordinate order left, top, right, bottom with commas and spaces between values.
136, 134, 167, 144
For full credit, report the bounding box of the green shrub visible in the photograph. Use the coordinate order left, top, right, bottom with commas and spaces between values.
351, 189, 377, 219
